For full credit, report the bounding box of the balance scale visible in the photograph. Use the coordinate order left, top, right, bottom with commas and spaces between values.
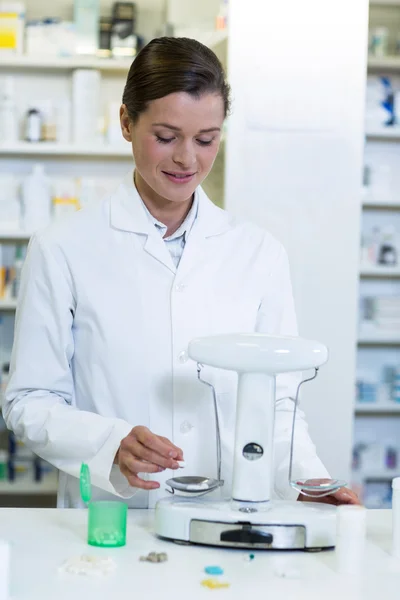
155, 333, 339, 551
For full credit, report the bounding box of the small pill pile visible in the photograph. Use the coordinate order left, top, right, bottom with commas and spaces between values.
139, 551, 168, 563
59, 555, 116, 576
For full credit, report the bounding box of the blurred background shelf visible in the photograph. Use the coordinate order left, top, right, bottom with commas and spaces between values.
360, 264, 400, 277
0, 142, 132, 158
365, 128, 400, 140
0, 55, 133, 72
355, 403, 400, 414
357, 469, 400, 480
368, 56, 400, 70
362, 198, 400, 209
0, 231, 31, 241
358, 332, 400, 345
370, 0, 400, 5
0, 301, 17, 311
0, 474, 58, 495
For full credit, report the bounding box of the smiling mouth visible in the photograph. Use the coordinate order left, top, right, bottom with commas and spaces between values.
162, 171, 196, 180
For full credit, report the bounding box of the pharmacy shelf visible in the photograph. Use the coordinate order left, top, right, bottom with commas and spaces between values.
358, 330, 400, 345
358, 470, 400, 480
0, 55, 133, 73
362, 198, 400, 209
370, 0, 400, 5
0, 142, 132, 158
368, 56, 400, 71
0, 231, 31, 241
355, 403, 400, 414
360, 264, 400, 277
0, 474, 58, 495
0, 32, 228, 72
366, 128, 400, 140
0, 300, 17, 311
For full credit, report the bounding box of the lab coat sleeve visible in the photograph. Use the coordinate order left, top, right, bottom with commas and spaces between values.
3, 234, 136, 498
255, 241, 330, 500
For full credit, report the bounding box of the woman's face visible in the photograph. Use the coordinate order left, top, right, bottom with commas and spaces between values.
120, 91, 225, 203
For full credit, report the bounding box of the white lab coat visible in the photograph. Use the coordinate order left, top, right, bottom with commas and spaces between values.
4, 172, 329, 508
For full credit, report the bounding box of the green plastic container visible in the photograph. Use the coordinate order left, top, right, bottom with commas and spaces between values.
87, 501, 127, 547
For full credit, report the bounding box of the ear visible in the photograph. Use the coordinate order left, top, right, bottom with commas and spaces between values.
120, 104, 133, 142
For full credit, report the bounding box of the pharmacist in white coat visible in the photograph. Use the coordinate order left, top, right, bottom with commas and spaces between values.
4, 37, 359, 509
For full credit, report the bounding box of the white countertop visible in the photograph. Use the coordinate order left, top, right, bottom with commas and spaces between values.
3, 508, 400, 599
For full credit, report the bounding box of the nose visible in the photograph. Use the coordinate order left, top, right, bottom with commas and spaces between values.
172, 140, 196, 169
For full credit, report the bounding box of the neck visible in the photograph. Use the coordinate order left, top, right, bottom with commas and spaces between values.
134, 170, 193, 237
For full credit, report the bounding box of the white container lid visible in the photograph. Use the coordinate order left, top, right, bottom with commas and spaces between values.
392, 477, 400, 490
336, 505, 367, 537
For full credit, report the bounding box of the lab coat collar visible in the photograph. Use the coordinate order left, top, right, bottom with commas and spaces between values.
110, 170, 235, 239
141, 189, 199, 242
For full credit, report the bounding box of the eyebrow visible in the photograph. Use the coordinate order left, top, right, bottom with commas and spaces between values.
152, 122, 221, 134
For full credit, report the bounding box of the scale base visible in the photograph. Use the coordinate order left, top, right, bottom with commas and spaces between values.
155, 496, 337, 550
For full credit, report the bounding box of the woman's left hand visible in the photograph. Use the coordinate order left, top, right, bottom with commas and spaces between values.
298, 486, 361, 506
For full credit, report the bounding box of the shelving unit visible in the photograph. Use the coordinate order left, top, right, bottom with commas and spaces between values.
0, 473, 58, 495
355, 403, 400, 414
368, 56, 400, 70
370, 0, 400, 5
0, 301, 17, 312
356, 225, 400, 503
360, 264, 400, 277
366, 128, 400, 140
357, 469, 400, 480
363, 198, 400, 209
358, 332, 400, 345
0, 231, 31, 241
0, 30, 227, 73
0, 142, 132, 158
0, 55, 133, 73
355, 21, 400, 506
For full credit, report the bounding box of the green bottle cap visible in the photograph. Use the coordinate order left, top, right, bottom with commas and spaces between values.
80, 463, 92, 504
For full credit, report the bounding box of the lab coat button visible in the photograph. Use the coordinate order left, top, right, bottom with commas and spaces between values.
180, 421, 193, 434
178, 350, 188, 364
175, 283, 187, 292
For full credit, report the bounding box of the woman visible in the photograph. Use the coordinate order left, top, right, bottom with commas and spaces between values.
4, 37, 359, 508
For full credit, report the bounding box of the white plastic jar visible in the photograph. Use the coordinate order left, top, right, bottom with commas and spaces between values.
336, 505, 367, 575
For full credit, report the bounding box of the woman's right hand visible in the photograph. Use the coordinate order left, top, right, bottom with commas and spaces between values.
115, 426, 184, 490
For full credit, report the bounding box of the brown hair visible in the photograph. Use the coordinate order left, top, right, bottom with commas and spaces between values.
122, 37, 231, 123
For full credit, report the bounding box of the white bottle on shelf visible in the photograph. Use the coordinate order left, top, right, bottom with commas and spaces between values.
72, 69, 101, 145
21, 164, 52, 232
25, 108, 42, 142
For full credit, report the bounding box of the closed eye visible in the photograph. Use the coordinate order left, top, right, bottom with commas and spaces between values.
155, 135, 216, 146
156, 135, 175, 144
196, 139, 213, 146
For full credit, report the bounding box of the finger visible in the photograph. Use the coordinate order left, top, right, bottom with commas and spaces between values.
332, 488, 362, 505
120, 462, 162, 489
123, 438, 180, 470
135, 429, 181, 460
121, 454, 165, 475
298, 493, 338, 505
158, 436, 184, 460
124, 472, 160, 490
